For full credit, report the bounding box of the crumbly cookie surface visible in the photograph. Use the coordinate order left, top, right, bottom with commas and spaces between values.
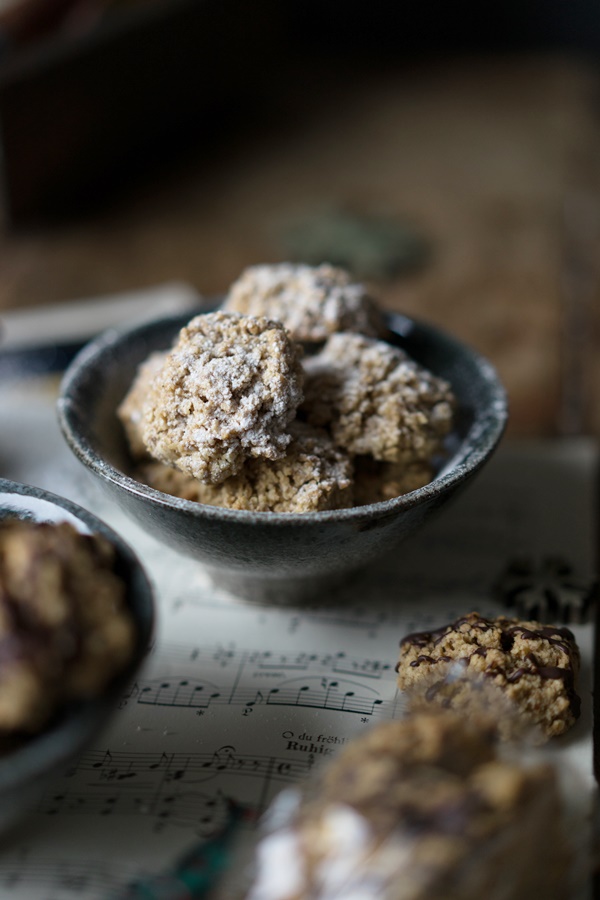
117, 266, 457, 508
117, 351, 168, 461
247, 713, 570, 900
353, 456, 433, 504
302, 332, 455, 464
140, 423, 354, 513
397, 612, 581, 741
142, 311, 304, 484
0, 519, 135, 734
222, 263, 384, 342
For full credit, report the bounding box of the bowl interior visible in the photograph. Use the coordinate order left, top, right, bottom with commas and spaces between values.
0, 479, 154, 813
58, 305, 508, 520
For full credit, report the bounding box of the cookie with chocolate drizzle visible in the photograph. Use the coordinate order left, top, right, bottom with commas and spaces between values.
396, 612, 580, 741
246, 711, 571, 900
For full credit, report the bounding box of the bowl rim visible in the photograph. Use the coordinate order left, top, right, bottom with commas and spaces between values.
57, 306, 509, 525
0, 478, 155, 792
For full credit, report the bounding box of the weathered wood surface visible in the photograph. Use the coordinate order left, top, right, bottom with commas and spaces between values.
0, 55, 598, 436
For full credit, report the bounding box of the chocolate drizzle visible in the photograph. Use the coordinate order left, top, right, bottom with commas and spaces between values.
409, 654, 452, 668
399, 612, 581, 720
400, 614, 496, 652
505, 624, 575, 656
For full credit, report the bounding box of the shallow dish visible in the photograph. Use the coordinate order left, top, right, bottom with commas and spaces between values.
0, 479, 154, 837
57, 306, 508, 602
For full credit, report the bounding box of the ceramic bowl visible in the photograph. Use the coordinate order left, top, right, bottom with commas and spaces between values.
0, 479, 154, 837
57, 306, 508, 602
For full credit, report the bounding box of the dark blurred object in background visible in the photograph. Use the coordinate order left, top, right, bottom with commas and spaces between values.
0, 0, 598, 227
286, 0, 600, 58
0, 0, 119, 52
0, 0, 281, 226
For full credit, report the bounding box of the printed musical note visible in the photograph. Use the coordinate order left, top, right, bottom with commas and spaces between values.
148, 751, 173, 770
245, 691, 264, 708
0, 858, 137, 896
138, 679, 222, 709
213, 644, 237, 666
92, 749, 113, 769
159, 643, 396, 687
36, 744, 317, 834
0, 383, 595, 900
201, 746, 236, 772
119, 681, 140, 709
130, 667, 394, 717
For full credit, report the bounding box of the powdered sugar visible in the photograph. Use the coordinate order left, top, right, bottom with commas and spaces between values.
302, 332, 455, 464
223, 263, 385, 342
117, 265, 457, 510
142, 311, 303, 483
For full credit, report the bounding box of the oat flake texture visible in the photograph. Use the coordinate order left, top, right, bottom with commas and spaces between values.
142, 311, 304, 484
117, 350, 168, 462
302, 332, 455, 464
140, 423, 354, 513
222, 262, 384, 342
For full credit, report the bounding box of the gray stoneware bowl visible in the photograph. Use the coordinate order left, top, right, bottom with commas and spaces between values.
57, 306, 508, 602
0, 479, 154, 837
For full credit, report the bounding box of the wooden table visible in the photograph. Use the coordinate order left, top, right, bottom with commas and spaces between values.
0, 53, 598, 438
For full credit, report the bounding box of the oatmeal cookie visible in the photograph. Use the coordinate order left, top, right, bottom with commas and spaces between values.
396, 612, 581, 741
0, 519, 135, 733
247, 712, 570, 900
139, 424, 354, 513
302, 332, 455, 464
222, 262, 384, 342
117, 351, 168, 461
142, 311, 304, 484
353, 456, 433, 504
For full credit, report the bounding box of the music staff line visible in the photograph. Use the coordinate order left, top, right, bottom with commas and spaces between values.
0, 857, 139, 896
65, 745, 314, 783
125, 675, 395, 718
161, 643, 394, 680
38, 746, 316, 831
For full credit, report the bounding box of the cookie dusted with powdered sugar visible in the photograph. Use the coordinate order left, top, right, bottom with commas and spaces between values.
139, 423, 354, 513
222, 263, 384, 343
246, 712, 571, 900
117, 351, 168, 461
302, 332, 455, 465
397, 612, 581, 741
142, 311, 304, 484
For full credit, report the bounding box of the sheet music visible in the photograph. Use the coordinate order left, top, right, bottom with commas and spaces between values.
0, 374, 596, 899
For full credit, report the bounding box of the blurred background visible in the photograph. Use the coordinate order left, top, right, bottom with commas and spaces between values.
0, 0, 598, 438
